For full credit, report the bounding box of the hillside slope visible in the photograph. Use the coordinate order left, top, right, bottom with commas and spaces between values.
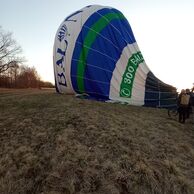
0, 89, 194, 194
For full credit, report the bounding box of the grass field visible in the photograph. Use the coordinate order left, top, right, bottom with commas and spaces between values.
0, 89, 194, 194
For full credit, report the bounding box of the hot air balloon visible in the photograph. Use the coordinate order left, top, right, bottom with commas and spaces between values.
53, 5, 177, 108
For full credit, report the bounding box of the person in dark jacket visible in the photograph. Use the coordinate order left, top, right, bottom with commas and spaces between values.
191, 87, 194, 122
186, 88, 192, 119
191, 86, 194, 106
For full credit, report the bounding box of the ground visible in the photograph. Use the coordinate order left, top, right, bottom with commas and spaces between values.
0, 88, 194, 194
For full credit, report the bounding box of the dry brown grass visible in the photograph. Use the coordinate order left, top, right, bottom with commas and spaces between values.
0, 88, 194, 194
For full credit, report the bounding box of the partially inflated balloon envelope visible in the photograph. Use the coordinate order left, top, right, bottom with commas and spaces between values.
53, 5, 177, 107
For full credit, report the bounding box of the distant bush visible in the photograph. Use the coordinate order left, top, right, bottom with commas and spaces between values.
39, 81, 54, 88
0, 64, 54, 89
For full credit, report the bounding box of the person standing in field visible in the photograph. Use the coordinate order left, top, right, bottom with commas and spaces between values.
191, 86, 194, 122
191, 85, 194, 106
178, 89, 190, 123
186, 88, 192, 119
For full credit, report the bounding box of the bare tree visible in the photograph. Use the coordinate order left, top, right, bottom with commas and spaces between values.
7, 62, 19, 87
17, 65, 40, 88
0, 26, 24, 73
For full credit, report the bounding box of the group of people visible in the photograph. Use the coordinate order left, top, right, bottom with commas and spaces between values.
178, 87, 194, 124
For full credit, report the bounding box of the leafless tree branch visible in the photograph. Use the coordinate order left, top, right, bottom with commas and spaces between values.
0, 26, 24, 73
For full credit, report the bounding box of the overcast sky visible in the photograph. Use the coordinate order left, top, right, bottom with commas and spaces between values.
0, 0, 193, 91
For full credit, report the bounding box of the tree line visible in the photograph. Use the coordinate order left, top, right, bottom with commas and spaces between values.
0, 26, 54, 88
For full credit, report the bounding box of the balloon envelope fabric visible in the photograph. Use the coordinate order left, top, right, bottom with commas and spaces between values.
53, 5, 177, 108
